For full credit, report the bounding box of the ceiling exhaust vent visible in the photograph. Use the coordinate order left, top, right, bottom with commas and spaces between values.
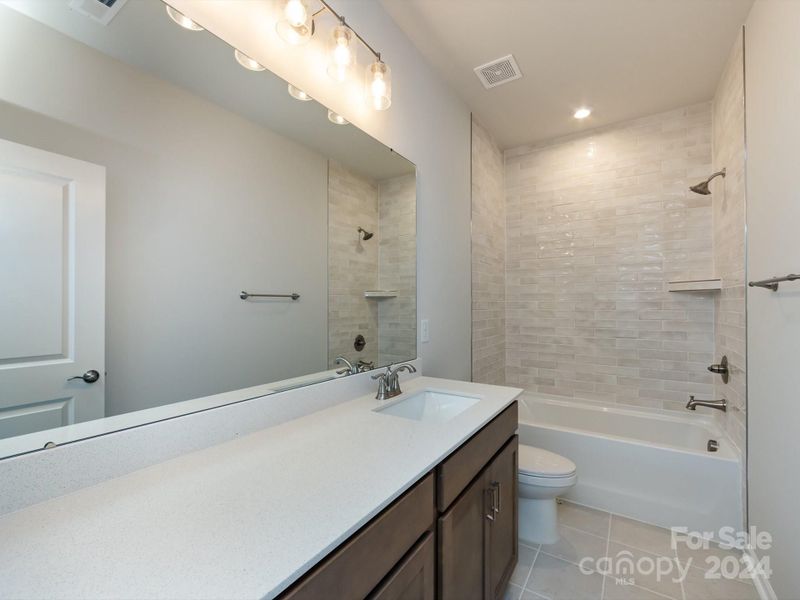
473, 54, 522, 89
68, 0, 129, 26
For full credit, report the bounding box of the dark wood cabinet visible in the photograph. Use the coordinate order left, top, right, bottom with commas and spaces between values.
279, 402, 519, 600
438, 435, 519, 600
438, 474, 487, 600
282, 474, 435, 600
485, 438, 519, 600
369, 532, 435, 600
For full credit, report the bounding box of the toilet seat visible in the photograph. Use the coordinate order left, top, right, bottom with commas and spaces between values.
518, 446, 576, 479
518, 470, 577, 488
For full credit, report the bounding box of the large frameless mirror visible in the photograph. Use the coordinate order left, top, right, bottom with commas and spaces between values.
0, 0, 416, 458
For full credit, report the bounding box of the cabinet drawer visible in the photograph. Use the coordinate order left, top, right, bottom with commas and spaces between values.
281, 473, 435, 600
436, 402, 518, 512
368, 531, 435, 600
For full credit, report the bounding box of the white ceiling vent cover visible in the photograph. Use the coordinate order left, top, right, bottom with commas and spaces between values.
68, 0, 129, 26
474, 55, 522, 89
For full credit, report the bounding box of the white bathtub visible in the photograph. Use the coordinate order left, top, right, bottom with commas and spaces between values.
517, 394, 743, 537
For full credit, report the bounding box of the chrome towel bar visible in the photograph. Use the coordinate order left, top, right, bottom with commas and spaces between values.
748, 274, 800, 291
240, 291, 300, 300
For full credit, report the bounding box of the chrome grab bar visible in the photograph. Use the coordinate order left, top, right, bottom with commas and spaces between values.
748, 274, 800, 292
240, 291, 300, 300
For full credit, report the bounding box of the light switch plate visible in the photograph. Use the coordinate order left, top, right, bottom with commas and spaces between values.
420, 319, 430, 343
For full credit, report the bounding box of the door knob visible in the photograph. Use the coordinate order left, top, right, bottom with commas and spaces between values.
68, 370, 100, 384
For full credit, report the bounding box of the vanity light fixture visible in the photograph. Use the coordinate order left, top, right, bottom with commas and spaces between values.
234, 49, 266, 71
165, 5, 204, 31
327, 109, 349, 125
366, 58, 391, 110
288, 84, 313, 101
574, 107, 592, 119
275, 0, 392, 110
327, 24, 357, 82
276, 0, 314, 45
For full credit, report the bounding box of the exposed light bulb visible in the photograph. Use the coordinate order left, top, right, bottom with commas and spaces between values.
366, 60, 391, 111
327, 25, 356, 82
234, 49, 265, 71
276, 0, 313, 45
288, 84, 313, 101
574, 107, 592, 119
165, 5, 204, 31
284, 0, 307, 27
327, 109, 349, 125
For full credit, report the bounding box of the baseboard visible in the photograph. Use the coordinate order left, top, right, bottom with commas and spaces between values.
743, 548, 777, 600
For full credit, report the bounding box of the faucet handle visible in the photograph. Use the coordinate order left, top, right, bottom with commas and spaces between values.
372, 370, 390, 400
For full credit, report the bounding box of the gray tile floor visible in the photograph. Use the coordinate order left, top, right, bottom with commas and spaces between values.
504, 501, 760, 600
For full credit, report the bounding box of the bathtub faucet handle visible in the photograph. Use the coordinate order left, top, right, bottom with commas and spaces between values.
707, 356, 730, 383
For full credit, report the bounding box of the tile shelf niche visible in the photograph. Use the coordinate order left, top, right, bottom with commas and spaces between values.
364, 290, 398, 299
667, 278, 722, 292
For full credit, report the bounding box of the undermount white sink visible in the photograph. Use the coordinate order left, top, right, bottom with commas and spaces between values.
374, 390, 481, 423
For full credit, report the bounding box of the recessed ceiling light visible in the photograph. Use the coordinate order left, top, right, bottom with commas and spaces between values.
165, 5, 203, 31
234, 49, 265, 71
288, 84, 313, 101
327, 109, 349, 125
574, 107, 592, 120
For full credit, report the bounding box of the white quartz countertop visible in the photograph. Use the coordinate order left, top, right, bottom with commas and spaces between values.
0, 376, 521, 600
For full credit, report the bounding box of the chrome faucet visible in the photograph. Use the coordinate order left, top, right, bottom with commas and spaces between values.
372, 363, 417, 401
335, 356, 358, 375
686, 395, 727, 412
335, 356, 375, 376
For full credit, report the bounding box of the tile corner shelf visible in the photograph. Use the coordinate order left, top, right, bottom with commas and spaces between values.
668, 278, 722, 292
364, 290, 398, 299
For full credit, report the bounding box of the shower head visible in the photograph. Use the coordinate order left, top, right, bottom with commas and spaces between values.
690, 168, 726, 195
358, 227, 373, 241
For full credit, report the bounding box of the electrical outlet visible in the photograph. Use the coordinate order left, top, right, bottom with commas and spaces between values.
420, 319, 430, 343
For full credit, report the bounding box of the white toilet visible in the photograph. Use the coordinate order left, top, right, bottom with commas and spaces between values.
518, 445, 577, 545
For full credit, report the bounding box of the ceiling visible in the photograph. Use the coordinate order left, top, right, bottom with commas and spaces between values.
381, 0, 753, 149
3, 0, 414, 180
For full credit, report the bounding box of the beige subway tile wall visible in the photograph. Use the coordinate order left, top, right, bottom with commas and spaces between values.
712, 31, 747, 521
471, 117, 507, 385
378, 173, 417, 365
504, 104, 717, 410
328, 161, 380, 367
712, 31, 747, 452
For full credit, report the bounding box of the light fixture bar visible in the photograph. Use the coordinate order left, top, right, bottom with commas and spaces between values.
317, 0, 381, 61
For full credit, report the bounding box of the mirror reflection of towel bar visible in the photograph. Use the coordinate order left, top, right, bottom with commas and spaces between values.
748, 274, 800, 291
240, 291, 300, 300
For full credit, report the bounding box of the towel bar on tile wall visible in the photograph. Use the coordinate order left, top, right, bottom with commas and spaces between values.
748, 274, 800, 291
239, 291, 300, 300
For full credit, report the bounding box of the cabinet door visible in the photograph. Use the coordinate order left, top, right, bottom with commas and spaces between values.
369, 532, 435, 600
438, 472, 489, 600
485, 437, 519, 600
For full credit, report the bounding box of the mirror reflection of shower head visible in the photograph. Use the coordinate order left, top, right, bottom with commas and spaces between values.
358, 227, 373, 241
690, 168, 726, 195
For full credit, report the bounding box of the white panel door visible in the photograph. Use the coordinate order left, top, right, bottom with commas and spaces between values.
0, 138, 105, 443
745, 2, 800, 597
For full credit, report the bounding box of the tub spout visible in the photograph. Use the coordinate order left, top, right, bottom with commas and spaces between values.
686, 395, 727, 412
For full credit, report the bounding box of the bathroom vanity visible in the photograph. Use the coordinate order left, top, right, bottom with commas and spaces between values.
281, 402, 518, 600
0, 377, 521, 599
